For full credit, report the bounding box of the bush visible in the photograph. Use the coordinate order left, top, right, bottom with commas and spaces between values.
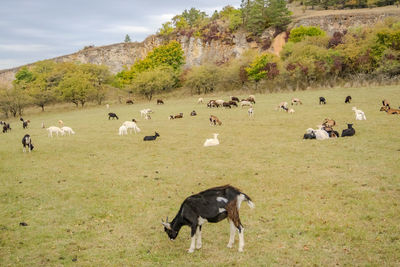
288, 26, 326, 43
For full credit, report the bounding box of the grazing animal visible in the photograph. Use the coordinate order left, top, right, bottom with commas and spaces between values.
140, 109, 152, 118
380, 106, 400, 114
198, 98, 204, 104
215, 100, 225, 107
143, 132, 160, 141
222, 102, 231, 108
345, 96, 352, 103
118, 125, 128, 136
228, 101, 238, 107
248, 108, 254, 118
2, 123, 11, 133
190, 110, 197, 116
240, 101, 253, 108
126, 99, 134, 104
382, 99, 390, 107
47, 126, 64, 137
22, 134, 34, 152
209, 115, 222, 126
58, 120, 64, 127
123, 121, 141, 134
203, 133, 220, 147
20, 118, 30, 129
106, 104, 110, 109
291, 98, 302, 105
161, 185, 254, 253
242, 97, 255, 104
231, 96, 240, 102
61, 126, 75, 135
108, 113, 119, 120
276, 102, 288, 111
157, 99, 164, 105
174, 113, 183, 119
341, 124, 355, 137
319, 97, 326, 105
352, 107, 366, 120
288, 108, 295, 114
207, 100, 218, 108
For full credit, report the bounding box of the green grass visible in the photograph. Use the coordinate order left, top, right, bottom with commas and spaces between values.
1, 85, 400, 266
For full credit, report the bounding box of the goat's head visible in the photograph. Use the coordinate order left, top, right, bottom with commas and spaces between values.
155, 132, 160, 137
162, 217, 178, 240
347, 124, 353, 129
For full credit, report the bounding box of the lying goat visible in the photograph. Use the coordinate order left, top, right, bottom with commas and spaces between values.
380, 106, 400, 114
190, 110, 197, 116
341, 124, 355, 137
22, 134, 34, 152
143, 132, 160, 141
162, 185, 254, 253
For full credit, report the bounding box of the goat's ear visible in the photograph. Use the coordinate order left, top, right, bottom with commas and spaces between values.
161, 220, 171, 230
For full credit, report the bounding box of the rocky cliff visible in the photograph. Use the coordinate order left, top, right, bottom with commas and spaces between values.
1, 8, 399, 87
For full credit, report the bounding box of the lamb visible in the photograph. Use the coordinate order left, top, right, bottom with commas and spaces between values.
143, 132, 160, 141
345, 96, 352, 103
22, 134, 34, 152
108, 113, 119, 120
203, 133, 219, 147
190, 110, 197, 116
161, 185, 254, 253
276, 102, 288, 111
248, 108, 254, 118
2, 123, 11, 133
240, 101, 253, 108
47, 126, 64, 137
119, 125, 128, 136
242, 97, 255, 104
352, 107, 366, 120
341, 124, 355, 137
209, 115, 222, 126
207, 100, 218, 108
174, 113, 183, 119
61, 126, 75, 135
123, 120, 141, 134
291, 98, 302, 105
20, 118, 30, 129
157, 99, 164, 104
319, 97, 326, 105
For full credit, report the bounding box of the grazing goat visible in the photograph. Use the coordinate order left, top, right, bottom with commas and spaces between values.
143, 132, 160, 141
209, 115, 222, 126
207, 100, 218, 108
161, 185, 254, 253
119, 125, 128, 136
22, 134, 34, 152
157, 99, 164, 105
319, 97, 326, 105
291, 98, 302, 105
47, 126, 64, 137
2, 123, 11, 133
352, 107, 366, 120
61, 126, 75, 135
380, 106, 400, 114
123, 121, 141, 134
345, 96, 352, 103
58, 120, 64, 127
240, 101, 253, 108
215, 100, 225, 107
222, 102, 231, 108
140, 109, 152, 118
190, 110, 197, 116
203, 133, 219, 147
231, 96, 240, 102
341, 124, 355, 137
242, 97, 255, 104
108, 113, 119, 120
198, 98, 204, 104
382, 99, 390, 107
276, 102, 288, 111
126, 99, 134, 104
228, 101, 238, 107
20, 118, 30, 129
248, 108, 254, 118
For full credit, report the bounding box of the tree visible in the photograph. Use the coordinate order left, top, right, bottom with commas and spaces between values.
289, 26, 326, 43
246, 52, 280, 89
184, 65, 220, 94
124, 34, 132, 43
265, 0, 292, 32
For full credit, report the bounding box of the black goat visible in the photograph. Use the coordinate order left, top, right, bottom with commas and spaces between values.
2, 123, 11, 133
341, 124, 355, 137
231, 96, 240, 102
22, 134, 34, 152
222, 102, 231, 108
190, 110, 197, 116
108, 113, 119, 120
228, 101, 238, 107
157, 99, 164, 104
162, 185, 254, 253
345, 95, 352, 103
319, 97, 326, 104
143, 132, 160, 141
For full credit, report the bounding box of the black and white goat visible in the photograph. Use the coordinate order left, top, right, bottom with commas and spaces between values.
319, 96, 326, 105
20, 118, 30, 129
2, 122, 11, 133
161, 185, 254, 253
22, 134, 34, 152
143, 132, 160, 141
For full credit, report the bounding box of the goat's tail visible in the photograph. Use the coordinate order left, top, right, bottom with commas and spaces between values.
241, 193, 255, 209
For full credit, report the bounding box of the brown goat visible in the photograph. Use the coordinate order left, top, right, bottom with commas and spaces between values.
291, 98, 302, 105
322, 118, 336, 128
380, 106, 400, 114
210, 115, 222, 126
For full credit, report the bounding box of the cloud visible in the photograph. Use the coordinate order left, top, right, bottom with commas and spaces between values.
0, 44, 52, 52
148, 13, 175, 24
100, 25, 152, 34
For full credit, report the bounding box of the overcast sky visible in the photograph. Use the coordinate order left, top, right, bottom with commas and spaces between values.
0, 0, 241, 70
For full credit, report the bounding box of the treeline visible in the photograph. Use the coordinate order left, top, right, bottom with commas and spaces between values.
303, 0, 399, 10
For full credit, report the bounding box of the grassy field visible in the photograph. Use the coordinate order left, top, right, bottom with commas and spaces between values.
1, 85, 399, 266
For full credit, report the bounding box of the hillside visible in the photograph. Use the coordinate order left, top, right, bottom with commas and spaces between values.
1, 6, 399, 87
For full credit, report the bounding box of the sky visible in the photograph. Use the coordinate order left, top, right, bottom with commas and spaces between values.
0, 0, 241, 70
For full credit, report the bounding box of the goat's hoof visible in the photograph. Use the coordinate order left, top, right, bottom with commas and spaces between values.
188, 249, 195, 253
227, 243, 233, 248
238, 248, 244, 252
196, 244, 202, 249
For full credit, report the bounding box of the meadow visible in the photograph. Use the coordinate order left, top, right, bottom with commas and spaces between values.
0, 85, 399, 266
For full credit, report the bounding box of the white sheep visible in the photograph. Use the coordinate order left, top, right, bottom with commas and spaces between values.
123, 121, 141, 134
240, 100, 253, 108
203, 133, 219, 147
47, 126, 64, 137
352, 107, 366, 120
61, 126, 75, 135
119, 125, 128, 136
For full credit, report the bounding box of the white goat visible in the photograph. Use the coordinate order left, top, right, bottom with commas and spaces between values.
352, 107, 366, 120
47, 126, 64, 137
248, 108, 254, 118
215, 100, 224, 107
119, 125, 128, 136
140, 109, 153, 118
123, 121, 141, 134
306, 126, 329, 140
61, 126, 75, 135
203, 133, 219, 147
